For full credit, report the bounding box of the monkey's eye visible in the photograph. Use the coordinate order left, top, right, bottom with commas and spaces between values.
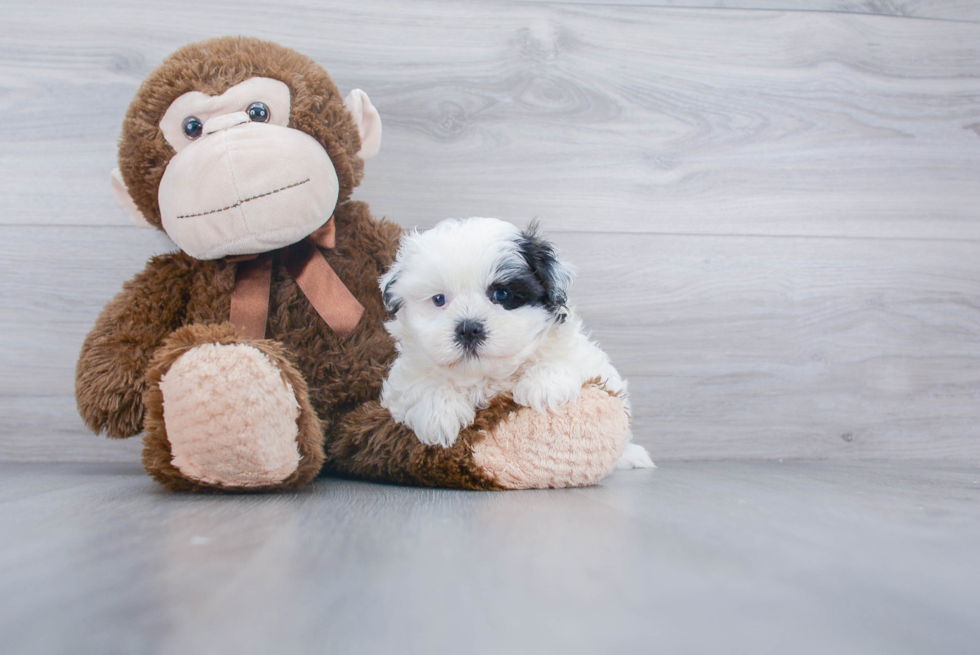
246, 102, 270, 123
432, 294, 446, 307
182, 116, 203, 139
492, 288, 512, 305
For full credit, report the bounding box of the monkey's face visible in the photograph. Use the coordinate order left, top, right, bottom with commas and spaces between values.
154, 77, 339, 260
112, 39, 381, 254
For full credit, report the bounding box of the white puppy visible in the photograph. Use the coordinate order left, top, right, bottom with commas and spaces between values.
379, 217, 653, 469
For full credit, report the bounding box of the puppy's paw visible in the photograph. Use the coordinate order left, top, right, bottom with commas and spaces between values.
402, 394, 475, 448
513, 365, 583, 413
615, 442, 655, 469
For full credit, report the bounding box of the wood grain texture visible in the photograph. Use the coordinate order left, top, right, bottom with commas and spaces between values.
2, 460, 979, 655
518, 0, 980, 23
0, 397, 144, 463
0, 1, 978, 238
3, 226, 977, 461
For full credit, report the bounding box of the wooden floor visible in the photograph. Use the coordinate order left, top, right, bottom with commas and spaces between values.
2, 460, 978, 655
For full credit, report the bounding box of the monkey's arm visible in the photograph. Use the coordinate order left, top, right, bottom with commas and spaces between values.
324, 398, 506, 489
325, 383, 631, 490
76, 253, 194, 438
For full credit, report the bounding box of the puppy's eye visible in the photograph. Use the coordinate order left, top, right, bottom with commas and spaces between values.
492, 288, 512, 304
432, 294, 446, 307
247, 102, 270, 123
182, 116, 203, 139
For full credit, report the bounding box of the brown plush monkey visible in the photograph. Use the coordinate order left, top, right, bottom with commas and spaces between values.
76, 37, 630, 493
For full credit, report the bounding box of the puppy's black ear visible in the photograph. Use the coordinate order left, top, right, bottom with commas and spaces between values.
379, 266, 403, 315
517, 221, 574, 316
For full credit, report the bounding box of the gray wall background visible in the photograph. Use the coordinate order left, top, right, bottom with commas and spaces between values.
1, 0, 978, 462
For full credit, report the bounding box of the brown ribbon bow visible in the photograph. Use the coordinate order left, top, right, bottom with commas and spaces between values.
227, 217, 364, 339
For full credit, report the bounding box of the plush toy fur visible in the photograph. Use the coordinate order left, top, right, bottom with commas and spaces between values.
75, 37, 631, 492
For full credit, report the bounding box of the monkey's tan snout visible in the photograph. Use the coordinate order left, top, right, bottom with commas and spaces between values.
203, 111, 250, 134
158, 121, 340, 260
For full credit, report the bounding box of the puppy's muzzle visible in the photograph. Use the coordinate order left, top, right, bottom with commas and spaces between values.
455, 319, 486, 354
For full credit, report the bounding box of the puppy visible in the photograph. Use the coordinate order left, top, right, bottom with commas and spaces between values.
379, 217, 653, 469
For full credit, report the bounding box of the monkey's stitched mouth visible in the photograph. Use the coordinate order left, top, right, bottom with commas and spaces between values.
175, 178, 311, 219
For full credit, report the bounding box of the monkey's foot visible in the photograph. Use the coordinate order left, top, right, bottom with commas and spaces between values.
143, 324, 324, 492
328, 383, 632, 490
471, 384, 632, 489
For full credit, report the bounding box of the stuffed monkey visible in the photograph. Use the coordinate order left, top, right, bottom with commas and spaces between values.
75, 37, 630, 492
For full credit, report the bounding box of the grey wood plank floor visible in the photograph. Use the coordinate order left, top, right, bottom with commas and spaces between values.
518, 1, 980, 23
5, 2, 979, 238
2, 460, 978, 655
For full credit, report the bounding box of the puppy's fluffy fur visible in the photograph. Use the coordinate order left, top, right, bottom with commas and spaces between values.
379, 217, 653, 469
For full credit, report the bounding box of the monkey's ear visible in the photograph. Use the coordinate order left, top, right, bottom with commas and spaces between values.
110, 168, 154, 229
344, 89, 382, 160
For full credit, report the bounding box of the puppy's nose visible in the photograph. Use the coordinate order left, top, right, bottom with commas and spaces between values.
455, 319, 486, 350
